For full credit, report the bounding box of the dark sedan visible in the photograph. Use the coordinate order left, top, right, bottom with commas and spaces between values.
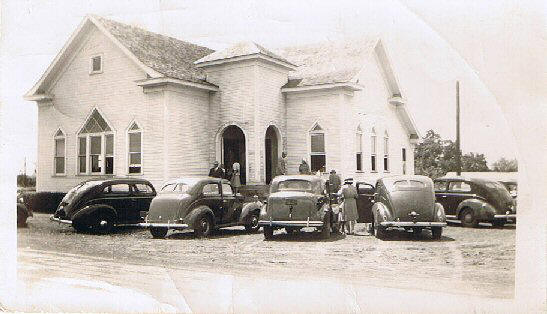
434, 177, 516, 227
51, 178, 156, 233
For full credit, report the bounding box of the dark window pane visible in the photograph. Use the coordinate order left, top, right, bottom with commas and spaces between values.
105, 156, 114, 174
55, 157, 64, 174
91, 155, 101, 172
79, 137, 86, 155
105, 134, 113, 155
310, 134, 325, 153
402, 148, 406, 161
92, 56, 101, 71
55, 138, 65, 157
129, 122, 140, 131
55, 129, 64, 137
129, 153, 141, 165
129, 132, 141, 152
90, 136, 101, 154
79, 156, 86, 173
371, 155, 376, 171
356, 153, 362, 171
129, 166, 141, 174
384, 157, 389, 171
310, 155, 326, 172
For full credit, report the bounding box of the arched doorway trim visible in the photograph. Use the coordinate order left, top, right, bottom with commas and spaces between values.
215, 122, 249, 184
262, 123, 283, 184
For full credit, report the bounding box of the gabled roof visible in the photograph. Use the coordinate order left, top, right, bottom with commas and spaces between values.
279, 38, 378, 88
194, 41, 295, 69
25, 15, 215, 98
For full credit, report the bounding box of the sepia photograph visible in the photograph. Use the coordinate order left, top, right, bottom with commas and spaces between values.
0, 0, 545, 313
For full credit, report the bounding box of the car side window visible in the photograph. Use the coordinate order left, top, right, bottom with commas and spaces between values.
104, 184, 130, 194
221, 184, 234, 196
134, 184, 153, 195
448, 181, 471, 192
202, 183, 220, 196
434, 181, 447, 192
357, 183, 374, 195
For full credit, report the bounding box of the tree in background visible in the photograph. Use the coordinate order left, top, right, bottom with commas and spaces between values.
415, 130, 490, 178
492, 157, 518, 172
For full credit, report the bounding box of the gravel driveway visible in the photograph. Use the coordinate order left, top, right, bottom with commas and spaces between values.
18, 213, 516, 299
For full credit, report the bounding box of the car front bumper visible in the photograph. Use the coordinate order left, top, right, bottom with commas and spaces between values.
138, 222, 189, 230
258, 219, 324, 228
50, 215, 72, 225
379, 221, 447, 227
493, 214, 516, 220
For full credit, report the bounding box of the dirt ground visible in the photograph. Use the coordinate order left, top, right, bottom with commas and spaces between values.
17, 213, 516, 299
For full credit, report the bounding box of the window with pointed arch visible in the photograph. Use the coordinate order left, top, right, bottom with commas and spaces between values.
127, 122, 142, 174
310, 123, 326, 173
356, 125, 363, 171
78, 109, 114, 175
383, 130, 389, 172
370, 127, 377, 172
54, 129, 66, 175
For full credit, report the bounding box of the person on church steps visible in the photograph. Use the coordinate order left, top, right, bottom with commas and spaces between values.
276, 152, 287, 176
208, 161, 224, 178
299, 158, 311, 175
231, 162, 241, 193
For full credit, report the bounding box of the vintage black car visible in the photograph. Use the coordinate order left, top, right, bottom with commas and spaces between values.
373, 175, 446, 239
51, 178, 156, 233
434, 177, 516, 227
142, 177, 262, 238
17, 192, 32, 227
258, 175, 340, 240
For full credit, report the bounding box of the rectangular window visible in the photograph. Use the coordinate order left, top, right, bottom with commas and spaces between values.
310, 132, 326, 172
78, 137, 87, 173
54, 138, 65, 174
371, 135, 377, 172
402, 147, 407, 174
90, 135, 102, 173
356, 133, 363, 171
91, 55, 102, 73
128, 131, 142, 174
105, 134, 114, 175
383, 137, 389, 172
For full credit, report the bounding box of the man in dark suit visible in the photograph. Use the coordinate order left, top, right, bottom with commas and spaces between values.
209, 161, 224, 178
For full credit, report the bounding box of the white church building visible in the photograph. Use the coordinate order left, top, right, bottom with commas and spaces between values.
25, 15, 419, 192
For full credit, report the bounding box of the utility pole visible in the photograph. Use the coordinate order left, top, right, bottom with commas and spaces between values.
456, 81, 462, 176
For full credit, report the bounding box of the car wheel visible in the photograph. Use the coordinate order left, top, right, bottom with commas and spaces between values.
460, 208, 479, 228
492, 220, 506, 228
285, 227, 298, 234
431, 227, 443, 240
244, 212, 260, 233
321, 214, 331, 239
412, 227, 423, 238
72, 220, 88, 233
373, 217, 386, 239
93, 212, 114, 234
264, 226, 274, 240
194, 214, 212, 238
150, 227, 168, 239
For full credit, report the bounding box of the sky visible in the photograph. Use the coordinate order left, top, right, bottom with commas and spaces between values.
0, 0, 519, 174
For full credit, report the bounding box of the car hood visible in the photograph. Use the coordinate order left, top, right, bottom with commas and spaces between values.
266, 191, 321, 221
387, 190, 436, 222
147, 193, 192, 223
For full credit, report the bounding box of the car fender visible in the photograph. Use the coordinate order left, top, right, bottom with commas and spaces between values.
372, 202, 391, 223
72, 204, 117, 223
456, 199, 495, 220
434, 202, 447, 222
239, 201, 262, 224
185, 205, 214, 229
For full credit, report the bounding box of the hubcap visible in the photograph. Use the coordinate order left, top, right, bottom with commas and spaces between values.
464, 213, 472, 222
251, 216, 258, 227
99, 220, 108, 227
201, 219, 209, 232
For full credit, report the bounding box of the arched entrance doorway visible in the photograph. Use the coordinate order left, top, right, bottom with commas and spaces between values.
222, 125, 246, 185
265, 125, 280, 184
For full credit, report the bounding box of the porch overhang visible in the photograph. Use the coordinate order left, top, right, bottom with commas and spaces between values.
135, 77, 219, 92
281, 82, 363, 93
24, 94, 53, 102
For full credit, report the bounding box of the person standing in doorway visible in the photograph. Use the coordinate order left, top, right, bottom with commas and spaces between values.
209, 161, 224, 178
338, 178, 358, 235
298, 158, 311, 175
276, 152, 287, 176
231, 162, 241, 193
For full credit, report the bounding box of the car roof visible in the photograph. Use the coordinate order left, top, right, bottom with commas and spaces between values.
436, 176, 499, 184
271, 175, 324, 184
161, 176, 230, 186
379, 175, 431, 183
80, 177, 153, 185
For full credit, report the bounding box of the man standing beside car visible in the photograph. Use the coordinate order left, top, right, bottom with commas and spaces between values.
276, 152, 287, 176
209, 161, 224, 178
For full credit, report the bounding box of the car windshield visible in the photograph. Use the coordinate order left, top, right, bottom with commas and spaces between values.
277, 180, 313, 192
63, 181, 102, 203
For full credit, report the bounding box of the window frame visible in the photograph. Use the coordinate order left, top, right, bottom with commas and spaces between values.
309, 123, 326, 173
127, 121, 143, 175
53, 129, 66, 176
370, 127, 377, 173
356, 126, 363, 172
383, 130, 389, 173
89, 54, 103, 74
77, 108, 115, 176
402, 147, 407, 175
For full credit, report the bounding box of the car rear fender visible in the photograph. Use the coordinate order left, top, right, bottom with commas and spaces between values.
456, 199, 495, 220
434, 203, 446, 222
185, 205, 214, 229
372, 202, 392, 223
72, 204, 117, 223
239, 202, 262, 224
